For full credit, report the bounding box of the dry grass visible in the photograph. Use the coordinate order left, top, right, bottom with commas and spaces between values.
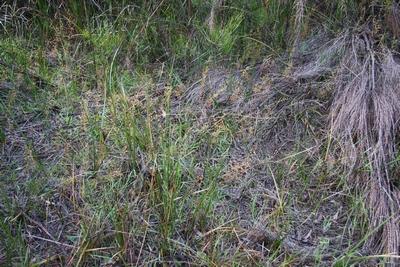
293, 0, 307, 49
2, 1, 400, 265
330, 30, 400, 261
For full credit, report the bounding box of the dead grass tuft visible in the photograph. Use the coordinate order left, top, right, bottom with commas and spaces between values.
330, 30, 400, 258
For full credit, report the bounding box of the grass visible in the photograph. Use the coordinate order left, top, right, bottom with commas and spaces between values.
1, 0, 400, 266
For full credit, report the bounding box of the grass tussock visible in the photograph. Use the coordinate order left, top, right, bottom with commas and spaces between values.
330, 31, 400, 258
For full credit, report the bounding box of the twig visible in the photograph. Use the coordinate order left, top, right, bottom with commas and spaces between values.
29, 234, 75, 249
23, 212, 56, 241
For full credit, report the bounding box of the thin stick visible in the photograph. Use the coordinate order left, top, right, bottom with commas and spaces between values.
29, 234, 75, 249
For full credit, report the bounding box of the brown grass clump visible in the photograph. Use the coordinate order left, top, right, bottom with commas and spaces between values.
386, 2, 400, 39
329, 29, 400, 259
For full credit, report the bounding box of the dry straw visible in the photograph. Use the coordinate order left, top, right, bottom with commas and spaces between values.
330, 30, 400, 258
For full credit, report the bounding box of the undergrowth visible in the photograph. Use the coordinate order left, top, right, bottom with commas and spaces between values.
1, 0, 400, 266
